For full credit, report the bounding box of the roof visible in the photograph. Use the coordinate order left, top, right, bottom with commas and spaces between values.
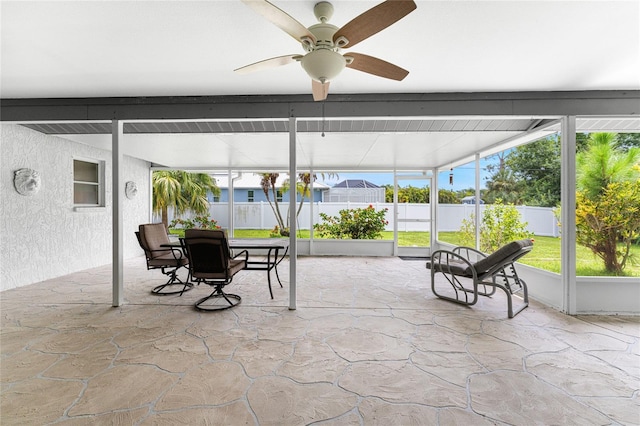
333, 179, 381, 189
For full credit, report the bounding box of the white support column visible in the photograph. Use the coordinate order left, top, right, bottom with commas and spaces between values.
309, 167, 314, 254
288, 117, 297, 310
393, 170, 398, 256
431, 168, 438, 249
228, 168, 234, 237
475, 153, 481, 251
561, 116, 577, 315
112, 120, 124, 307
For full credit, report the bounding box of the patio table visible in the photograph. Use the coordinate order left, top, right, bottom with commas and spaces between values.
163, 238, 289, 299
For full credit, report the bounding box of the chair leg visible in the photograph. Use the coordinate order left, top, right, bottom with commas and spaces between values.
194, 285, 241, 311
431, 269, 479, 307
151, 266, 193, 296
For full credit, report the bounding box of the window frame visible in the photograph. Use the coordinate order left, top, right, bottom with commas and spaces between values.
247, 190, 254, 203
73, 157, 105, 208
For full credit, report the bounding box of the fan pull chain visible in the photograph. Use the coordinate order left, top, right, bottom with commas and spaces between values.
321, 100, 326, 137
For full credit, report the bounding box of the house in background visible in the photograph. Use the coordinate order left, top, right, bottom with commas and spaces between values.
323, 179, 385, 203
210, 174, 329, 203
461, 195, 485, 204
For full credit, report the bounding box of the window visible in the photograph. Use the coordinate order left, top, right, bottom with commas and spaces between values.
247, 190, 254, 202
276, 190, 283, 203
73, 159, 104, 206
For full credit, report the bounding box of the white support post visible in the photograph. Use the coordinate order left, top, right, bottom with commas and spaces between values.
393, 171, 398, 256
288, 117, 297, 310
561, 116, 577, 315
309, 167, 314, 254
475, 153, 481, 251
228, 169, 233, 236
112, 120, 124, 307
431, 168, 438, 249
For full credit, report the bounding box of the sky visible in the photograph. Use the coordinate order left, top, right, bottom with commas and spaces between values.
318, 158, 497, 191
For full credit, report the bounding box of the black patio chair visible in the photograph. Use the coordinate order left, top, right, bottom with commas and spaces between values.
426, 239, 533, 318
136, 223, 192, 295
182, 229, 248, 311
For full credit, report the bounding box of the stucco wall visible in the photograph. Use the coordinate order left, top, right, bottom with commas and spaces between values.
0, 124, 150, 291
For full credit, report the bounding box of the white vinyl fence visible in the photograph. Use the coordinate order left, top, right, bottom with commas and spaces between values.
159, 202, 560, 237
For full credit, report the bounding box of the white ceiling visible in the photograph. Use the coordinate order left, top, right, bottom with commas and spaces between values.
2, 1, 639, 170
2, 1, 638, 98
60, 127, 531, 170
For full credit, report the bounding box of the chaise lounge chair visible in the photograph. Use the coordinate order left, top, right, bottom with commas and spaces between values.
426, 239, 533, 318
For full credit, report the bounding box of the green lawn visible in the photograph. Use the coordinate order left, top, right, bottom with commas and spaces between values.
171, 228, 639, 276
436, 232, 639, 277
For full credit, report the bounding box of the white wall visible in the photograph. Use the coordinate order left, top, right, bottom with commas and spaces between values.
0, 124, 150, 291
576, 277, 640, 315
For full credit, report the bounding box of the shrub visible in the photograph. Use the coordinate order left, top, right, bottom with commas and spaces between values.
459, 200, 532, 253
576, 180, 640, 274
314, 205, 388, 239
169, 215, 220, 230
269, 225, 289, 238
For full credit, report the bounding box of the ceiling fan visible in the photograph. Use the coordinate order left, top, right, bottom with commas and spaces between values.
235, 0, 417, 101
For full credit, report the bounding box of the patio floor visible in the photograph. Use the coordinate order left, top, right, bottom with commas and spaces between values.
1, 255, 639, 425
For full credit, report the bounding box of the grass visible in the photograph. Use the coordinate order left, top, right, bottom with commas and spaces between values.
436, 232, 639, 277
171, 228, 639, 277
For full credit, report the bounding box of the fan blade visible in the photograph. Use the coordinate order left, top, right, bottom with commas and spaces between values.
333, 0, 416, 48
312, 79, 330, 101
346, 52, 409, 81
234, 54, 301, 74
241, 0, 317, 45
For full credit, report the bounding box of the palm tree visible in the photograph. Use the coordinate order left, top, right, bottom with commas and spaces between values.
293, 172, 338, 216
577, 132, 640, 199
259, 172, 339, 236
152, 171, 220, 230
484, 168, 523, 204
259, 173, 288, 235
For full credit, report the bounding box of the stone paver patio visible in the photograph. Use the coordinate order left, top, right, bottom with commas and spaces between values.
1, 255, 638, 425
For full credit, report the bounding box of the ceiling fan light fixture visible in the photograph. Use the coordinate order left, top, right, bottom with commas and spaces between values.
301, 49, 346, 83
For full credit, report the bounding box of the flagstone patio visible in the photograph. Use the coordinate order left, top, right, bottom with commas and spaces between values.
1, 255, 638, 425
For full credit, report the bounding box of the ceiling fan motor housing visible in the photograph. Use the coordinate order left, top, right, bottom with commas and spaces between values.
301, 49, 345, 83
301, 22, 345, 82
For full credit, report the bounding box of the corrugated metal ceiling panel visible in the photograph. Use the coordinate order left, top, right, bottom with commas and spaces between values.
21, 117, 640, 136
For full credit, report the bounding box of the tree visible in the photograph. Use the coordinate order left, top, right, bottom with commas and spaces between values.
459, 200, 532, 253
383, 185, 462, 203
483, 134, 591, 207
483, 168, 524, 204
502, 136, 561, 206
577, 132, 640, 199
576, 181, 640, 274
384, 185, 429, 203
615, 133, 640, 151
152, 171, 219, 230
575, 132, 640, 274
260, 172, 338, 236
259, 173, 288, 235
292, 172, 338, 218
438, 189, 460, 204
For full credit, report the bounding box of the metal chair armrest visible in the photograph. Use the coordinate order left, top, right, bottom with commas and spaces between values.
452, 245, 487, 261
232, 249, 249, 262
429, 249, 478, 279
